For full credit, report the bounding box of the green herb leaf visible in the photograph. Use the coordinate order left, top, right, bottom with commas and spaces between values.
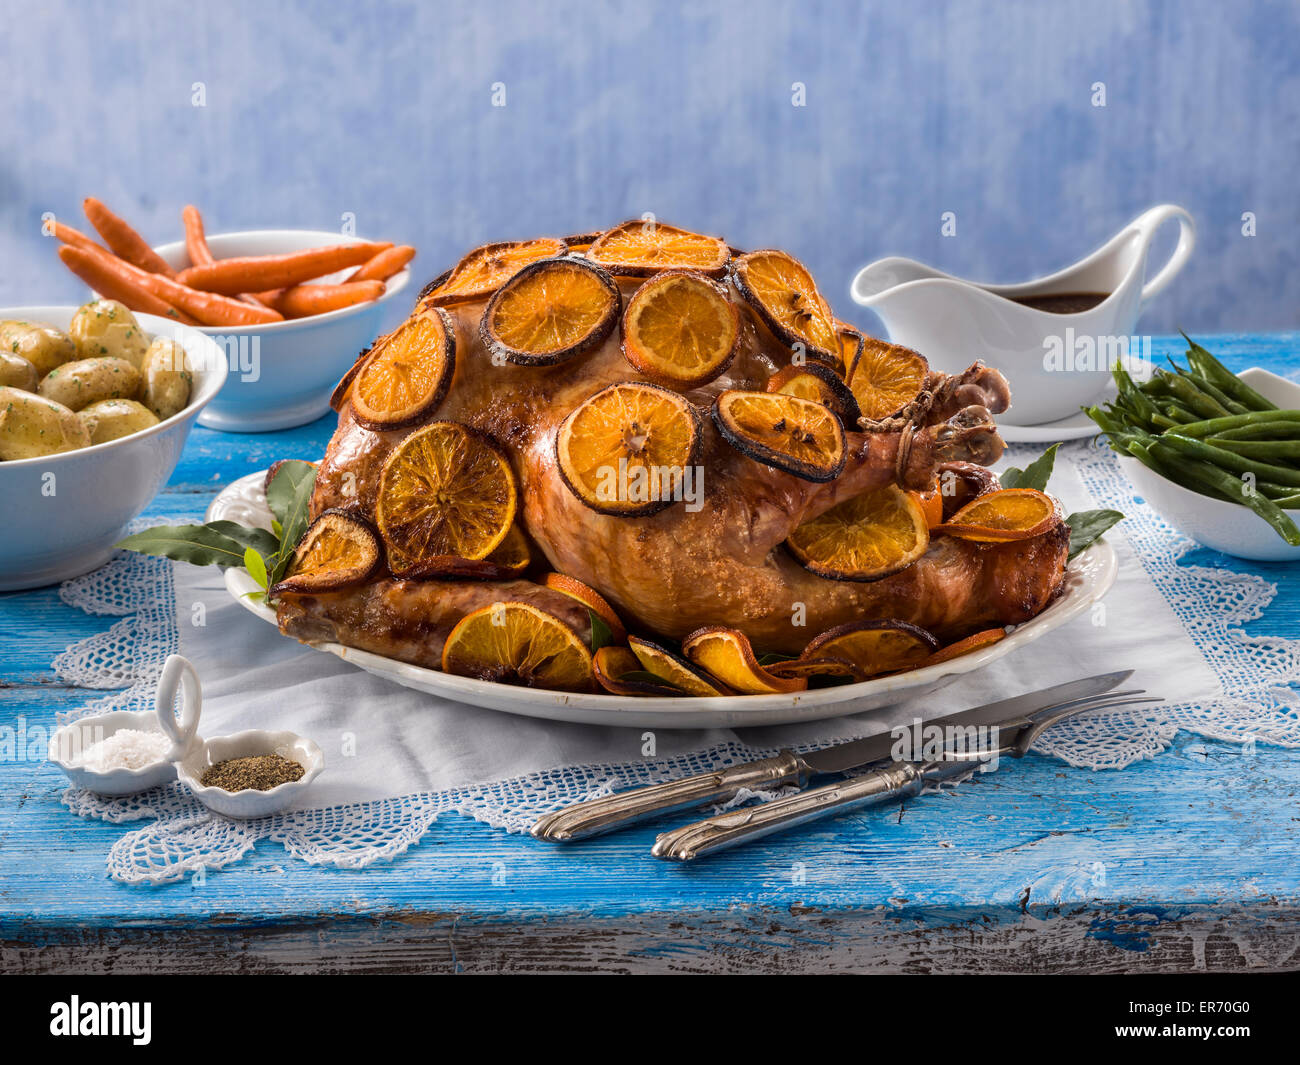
115, 524, 251, 568
265, 461, 319, 583
589, 609, 614, 653
209, 520, 280, 560
243, 546, 269, 590
1066, 509, 1124, 558
757, 652, 797, 665
1000, 443, 1059, 492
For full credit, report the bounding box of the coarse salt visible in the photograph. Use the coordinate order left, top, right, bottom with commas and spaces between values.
74, 729, 172, 772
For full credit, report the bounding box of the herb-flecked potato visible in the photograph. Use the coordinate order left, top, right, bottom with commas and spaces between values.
0, 319, 78, 377
38, 357, 142, 412
0, 386, 91, 459
0, 352, 38, 391
68, 299, 151, 368
77, 398, 160, 445
140, 337, 193, 420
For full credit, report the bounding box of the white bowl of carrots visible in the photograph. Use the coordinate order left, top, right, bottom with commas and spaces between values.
55, 200, 413, 432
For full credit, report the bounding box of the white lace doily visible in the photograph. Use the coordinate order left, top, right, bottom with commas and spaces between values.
52, 441, 1300, 884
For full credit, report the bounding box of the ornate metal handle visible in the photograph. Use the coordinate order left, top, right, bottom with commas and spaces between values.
651, 762, 927, 861
530, 751, 805, 842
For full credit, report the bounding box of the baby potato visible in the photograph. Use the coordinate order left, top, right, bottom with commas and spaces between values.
0, 386, 91, 459
78, 398, 160, 444
68, 299, 151, 369
0, 319, 77, 377
38, 357, 142, 412
0, 352, 38, 391
140, 337, 193, 420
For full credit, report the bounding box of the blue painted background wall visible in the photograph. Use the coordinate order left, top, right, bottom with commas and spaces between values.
2, 0, 1296, 333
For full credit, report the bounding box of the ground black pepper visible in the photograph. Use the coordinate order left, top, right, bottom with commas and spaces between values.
200, 753, 305, 791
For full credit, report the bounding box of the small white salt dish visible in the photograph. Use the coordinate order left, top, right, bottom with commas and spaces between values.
150, 655, 324, 819
48, 657, 202, 796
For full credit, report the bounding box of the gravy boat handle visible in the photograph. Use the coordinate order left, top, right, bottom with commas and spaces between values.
1132, 204, 1195, 310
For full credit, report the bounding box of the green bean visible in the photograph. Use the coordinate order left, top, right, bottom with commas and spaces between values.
1113, 362, 1163, 428
1172, 410, 1300, 438
1161, 432, 1300, 487
1157, 401, 1200, 424
1148, 440, 1300, 545
1204, 438, 1300, 462
1211, 420, 1300, 441
1272, 493, 1300, 510
1175, 367, 1250, 415
1158, 370, 1232, 419
1182, 333, 1277, 412
1127, 440, 1232, 502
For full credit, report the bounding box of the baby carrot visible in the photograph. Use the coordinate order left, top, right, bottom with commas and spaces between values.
82, 197, 178, 278
346, 244, 415, 283
52, 220, 107, 254
73, 244, 281, 327
182, 205, 215, 266
267, 281, 384, 318
177, 242, 389, 295
57, 246, 197, 324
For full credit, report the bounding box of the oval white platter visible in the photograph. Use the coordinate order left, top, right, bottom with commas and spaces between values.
210, 472, 1118, 729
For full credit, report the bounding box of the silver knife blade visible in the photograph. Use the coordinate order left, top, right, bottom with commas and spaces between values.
798, 669, 1133, 776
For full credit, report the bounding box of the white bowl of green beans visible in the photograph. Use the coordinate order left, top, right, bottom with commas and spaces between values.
1088, 338, 1300, 562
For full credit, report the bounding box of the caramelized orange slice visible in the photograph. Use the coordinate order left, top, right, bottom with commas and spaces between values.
846, 337, 929, 421
330, 342, 378, 413
556, 381, 703, 516
375, 422, 517, 575
628, 636, 729, 696
543, 572, 628, 643
765, 656, 869, 683
713, 389, 846, 482
766, 363, 861, 428
349, 307, 456, 430
836, 323, 864, 374
921, 627, 1008, 667
731, 250, 839, 364
681, 627, 807, 695
786, 484, 929, 581
910, 475, 944, 529
562, 231, 602, 253
479, 257, 619, 365
592, 645, 682, 697
586, 220, 729, 277
400, 523, 532, 581
621, 270, 739, 388
937, 488, 1058, 542
271, 509, 380, 596
424, 238, 567, 305
801, 620, 939, 677
441, 601, 593, 691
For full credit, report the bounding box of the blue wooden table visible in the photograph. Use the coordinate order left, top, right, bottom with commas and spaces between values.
3, 334, 1299, 974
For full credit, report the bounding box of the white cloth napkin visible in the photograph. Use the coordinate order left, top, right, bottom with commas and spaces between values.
169, 447, 1218, 812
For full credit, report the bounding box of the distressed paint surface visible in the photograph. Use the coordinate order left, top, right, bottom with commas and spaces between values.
1, 335, 1299, 973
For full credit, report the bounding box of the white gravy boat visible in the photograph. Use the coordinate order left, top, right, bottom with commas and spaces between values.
850, 204, 1195, 425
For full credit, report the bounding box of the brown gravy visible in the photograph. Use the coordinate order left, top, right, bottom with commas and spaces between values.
1011, 291, 1109, 314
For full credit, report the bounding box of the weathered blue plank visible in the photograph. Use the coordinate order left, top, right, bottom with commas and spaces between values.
2, 333, 1298, 972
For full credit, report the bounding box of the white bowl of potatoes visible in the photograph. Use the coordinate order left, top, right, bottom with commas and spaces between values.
0, 301, 228, 590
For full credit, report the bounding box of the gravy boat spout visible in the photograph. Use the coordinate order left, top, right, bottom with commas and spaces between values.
850, 205, 1195, 426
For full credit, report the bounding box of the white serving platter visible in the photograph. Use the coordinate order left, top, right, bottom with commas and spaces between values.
210, 472, 1117, 729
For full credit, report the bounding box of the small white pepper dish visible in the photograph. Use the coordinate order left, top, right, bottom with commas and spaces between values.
48, 656, 202, 796
175, 731, 324, 819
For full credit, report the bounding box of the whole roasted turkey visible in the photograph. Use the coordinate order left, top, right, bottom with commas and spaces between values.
277, 230, 1068, 673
